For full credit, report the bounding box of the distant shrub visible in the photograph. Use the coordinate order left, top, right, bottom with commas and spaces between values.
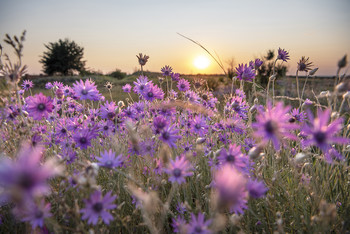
109, 68, 126, 80
80, 69, 104, 76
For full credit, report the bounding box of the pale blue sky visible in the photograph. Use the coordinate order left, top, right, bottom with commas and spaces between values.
1, 0, 349, 75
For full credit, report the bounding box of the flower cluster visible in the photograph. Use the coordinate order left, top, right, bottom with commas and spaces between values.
1, 48, 349, 233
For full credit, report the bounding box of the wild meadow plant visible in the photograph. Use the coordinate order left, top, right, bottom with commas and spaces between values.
0, 32, 350, 233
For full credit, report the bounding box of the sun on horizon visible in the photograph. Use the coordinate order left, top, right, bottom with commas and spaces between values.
193, 55, 211, 70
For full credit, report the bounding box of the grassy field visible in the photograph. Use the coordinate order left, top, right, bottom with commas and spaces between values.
1, 71, 349, 233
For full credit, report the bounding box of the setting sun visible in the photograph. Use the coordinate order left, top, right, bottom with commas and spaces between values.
193, 55, 210, 69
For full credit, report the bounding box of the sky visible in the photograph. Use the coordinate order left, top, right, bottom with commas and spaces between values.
0, 0, 349, 76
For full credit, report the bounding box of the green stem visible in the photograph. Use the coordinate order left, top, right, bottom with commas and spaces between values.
296, 70, 301, 107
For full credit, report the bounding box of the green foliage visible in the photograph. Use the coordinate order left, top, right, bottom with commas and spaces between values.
257, 49, 288, 85
109, 68, 127, 80
40, 39, 85, 76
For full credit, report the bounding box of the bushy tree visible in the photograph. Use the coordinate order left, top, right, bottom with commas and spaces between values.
108, 68, 126, 80
40, 39, 85, 75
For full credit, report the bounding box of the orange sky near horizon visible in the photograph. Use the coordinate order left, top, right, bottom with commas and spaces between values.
1, 0, 349, 76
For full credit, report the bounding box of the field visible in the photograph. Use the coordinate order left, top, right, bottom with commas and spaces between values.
1, 53, 350, 233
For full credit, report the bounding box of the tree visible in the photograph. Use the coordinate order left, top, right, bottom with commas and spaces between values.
40, 38, 85, 75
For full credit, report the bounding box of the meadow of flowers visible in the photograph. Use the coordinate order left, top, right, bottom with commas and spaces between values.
0, 33, 350, 233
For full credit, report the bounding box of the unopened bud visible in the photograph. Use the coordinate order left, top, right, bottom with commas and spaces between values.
117, 101, 125, 107
319, 91, 330, 98
269, 74, 277, 81
294, 153, 307, 164
331, 112, 339, 119
309, 67, 318, 76
250, 105, 257, 113
338, 55, 347, 69
196, 138, 206, 144
248, 146, 263, 160
214, 148, 222, 157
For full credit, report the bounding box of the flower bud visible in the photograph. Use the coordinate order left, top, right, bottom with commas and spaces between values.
269, 74, 277, 81
309, 67, 318, 76
331, 112, 339, 119
343, 91, 350, 99
294, 153, 307, 164
338, 55, 347, 69
196, 137, 206, 144
248, 146, 263, 160
335, 80, 350, 93
117, 100, 125, 108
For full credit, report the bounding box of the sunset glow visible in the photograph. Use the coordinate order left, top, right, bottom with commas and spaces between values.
193, 56, 210, 70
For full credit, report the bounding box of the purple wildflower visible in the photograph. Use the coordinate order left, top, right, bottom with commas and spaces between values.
123, 106, 137, 120
243, 138, 256, 152
235, 89, 246, 99
53, 81, 64, 89
100, 101, 117, 120
45, 82, 53, 89
17, 200, 52, 229
172, 216, 186, 233
122, 84, 132, 93
185, 90, 200, 104
0, 143, 62, 200
247, 179, 268, 199
153, 115, 169, 134
21, 80, 34, 90
190, 115, 208, 136
133, 75, 151, 95
96, 150, 124, 169
236, 63, 256, 82
62, 85, 72, 96
213, 164, 248, 213
55, 120, 69, 139
159, 125, 181, 148
175, 202, 187, 215
182, 142, 193, 153
73, 128, 96, 149
161, 65, 173, 76
301, 108, 349, 162
140, 139, 156, 157
252, 102, 298, 150
73, 79, 101, 101
177, 78, 190, 92
171, 72, 180, 81
99, 120, 115, 136
25, 93, 54, 120
277, 48, 290, 62
224, 116, 246, 135
187, 212, 212, 234
289, 108, 306, 123
142, 83, 164, 101
217, 144, 248, 173
80, 190, 117, 225
164, 155, 193, 184
226, 95, 249, 120
255, 58, 263, 68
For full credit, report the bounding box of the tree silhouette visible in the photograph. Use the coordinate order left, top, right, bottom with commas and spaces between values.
40, 39, 85, 75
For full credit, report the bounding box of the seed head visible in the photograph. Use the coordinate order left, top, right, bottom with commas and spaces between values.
136, 53, 149, 66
